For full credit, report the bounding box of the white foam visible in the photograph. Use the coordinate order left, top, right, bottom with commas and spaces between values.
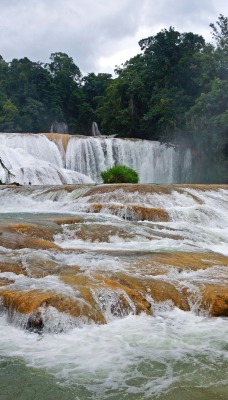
0, 272, 78, 297
0, 311, 227, 397
0, 134, 93, 185
0, 183, 227, 398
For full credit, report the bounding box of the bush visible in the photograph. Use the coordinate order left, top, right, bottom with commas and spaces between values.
101, 165, 139, 184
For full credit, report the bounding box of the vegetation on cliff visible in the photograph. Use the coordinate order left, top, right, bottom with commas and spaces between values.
101, 165, 139, 184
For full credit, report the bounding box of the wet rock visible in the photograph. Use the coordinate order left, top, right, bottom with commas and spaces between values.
59, 272, 152, 317
87, 203, 169, 221
0, 222, 61, 250
44, 132, 71, 152
202, 285, 228, 316
0, 278, 15, 287
114, 274, 190, 311
99, 276, 152, 316
9, 222, 56, 241
0, 261, 26, 275
150, 252, 228, 271
68, 223, 138, 242
27, 311, 44, 332
50, 216, 84, 225
0, 290, 57, 314
0, 289, 106, 325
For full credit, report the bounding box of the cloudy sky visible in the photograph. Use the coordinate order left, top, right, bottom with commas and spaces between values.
0, 0, 227, 75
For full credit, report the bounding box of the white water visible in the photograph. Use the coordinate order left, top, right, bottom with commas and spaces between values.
0, 184, 227, 399
65, 136, 191, 183
0, 185, 227, 255
0, 133, 93, 185
0, 310, 227, 399
0, 132, 192, 184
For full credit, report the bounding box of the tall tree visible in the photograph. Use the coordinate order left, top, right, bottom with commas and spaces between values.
46, 52, 84, 133
139, 28, 208, 140
4, 57, 62, 132
210, 14, 228, 45
185, 15, 228, 182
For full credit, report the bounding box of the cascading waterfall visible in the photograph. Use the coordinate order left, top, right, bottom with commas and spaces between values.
0, 133, 93, 185
0, 132, 63, 165
66, 136, 192, 183
0, 132, 192, 184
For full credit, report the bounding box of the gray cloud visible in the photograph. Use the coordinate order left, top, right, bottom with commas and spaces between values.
0, 0, 227, 74
141, 0, 218, 37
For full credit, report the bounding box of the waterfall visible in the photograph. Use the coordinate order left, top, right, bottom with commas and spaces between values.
91, 121, 101, 136
65, 136, 191, 183
0, 133, 93, 185
0, 132, 192, 184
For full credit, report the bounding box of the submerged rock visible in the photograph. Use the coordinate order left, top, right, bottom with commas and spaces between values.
87, 203, 169, 221
0, 220, 62, 250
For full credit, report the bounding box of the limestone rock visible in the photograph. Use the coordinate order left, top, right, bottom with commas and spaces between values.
201, 285, 228, 316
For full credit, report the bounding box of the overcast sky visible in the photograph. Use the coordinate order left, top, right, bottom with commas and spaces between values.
0, 0, 227, 75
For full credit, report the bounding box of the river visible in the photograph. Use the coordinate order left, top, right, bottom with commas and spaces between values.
0, 183, 227, 399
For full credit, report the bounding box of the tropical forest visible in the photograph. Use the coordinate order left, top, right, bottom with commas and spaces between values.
0, 14, 227, 182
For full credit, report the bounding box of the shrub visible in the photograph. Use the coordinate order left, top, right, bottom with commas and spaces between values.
101, 165, 139, 184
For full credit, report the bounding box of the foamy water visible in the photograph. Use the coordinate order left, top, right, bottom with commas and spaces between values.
1, 185, 227, 254
0, 184, 227, 399
0, 133, 93, 185
0, 310, 227, 399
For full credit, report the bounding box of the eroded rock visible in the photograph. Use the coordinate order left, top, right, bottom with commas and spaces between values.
201, 285, 228, 316
87, 203, 169, 221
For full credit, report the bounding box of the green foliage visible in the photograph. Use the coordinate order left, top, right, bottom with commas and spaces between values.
210, 14, 228, 45
101, 165, 139, 184
0, 14, 227, 182
48, 52, 82, 81
82, 73, 112, 107
0, 100, 20, 131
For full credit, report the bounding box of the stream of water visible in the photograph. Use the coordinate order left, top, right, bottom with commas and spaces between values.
0, 184, 227, 399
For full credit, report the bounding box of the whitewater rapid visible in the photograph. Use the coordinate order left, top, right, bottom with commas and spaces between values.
0, 184, 227, 255
1, 310, 227, 399
0, 184, 227, 400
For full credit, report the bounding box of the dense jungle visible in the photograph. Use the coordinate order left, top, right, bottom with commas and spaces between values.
0, 15, 227, 182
